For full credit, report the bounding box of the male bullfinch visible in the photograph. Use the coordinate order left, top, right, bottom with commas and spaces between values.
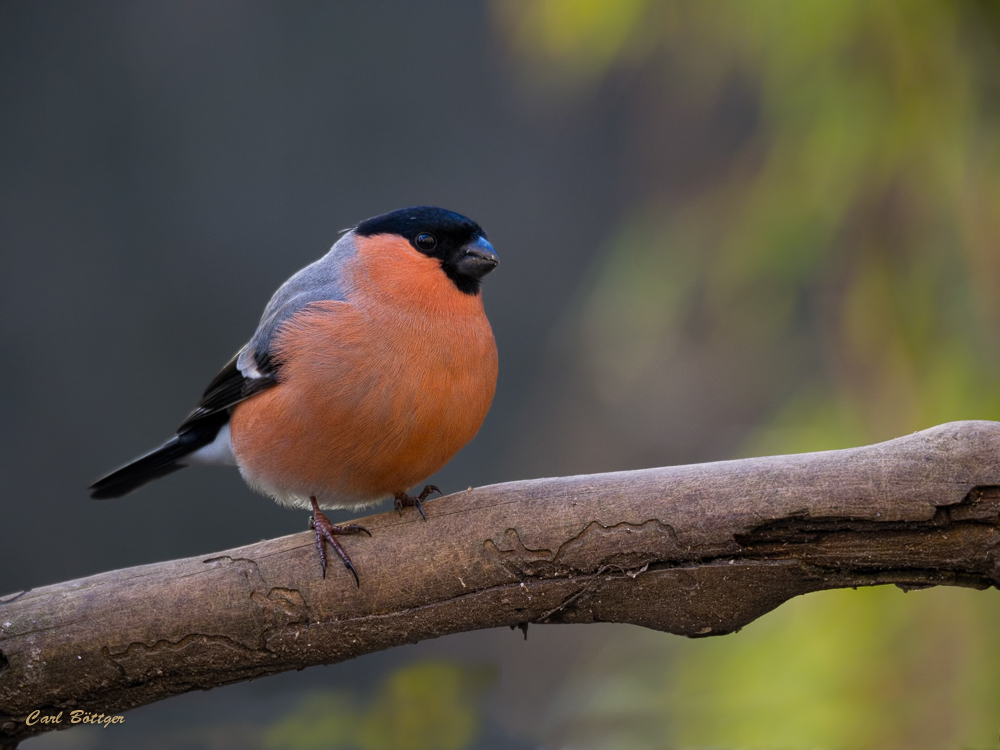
90, 206, 500, 585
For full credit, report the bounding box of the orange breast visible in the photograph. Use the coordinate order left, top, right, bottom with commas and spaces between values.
229, 236, 498, 510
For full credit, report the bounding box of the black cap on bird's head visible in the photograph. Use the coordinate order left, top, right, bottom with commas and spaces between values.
355, 206, 499, 295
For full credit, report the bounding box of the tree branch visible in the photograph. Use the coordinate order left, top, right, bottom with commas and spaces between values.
4, 421, 1000, 747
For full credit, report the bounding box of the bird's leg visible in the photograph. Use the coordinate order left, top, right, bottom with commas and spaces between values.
393, 485, 441, 521
309, 496, 371, 586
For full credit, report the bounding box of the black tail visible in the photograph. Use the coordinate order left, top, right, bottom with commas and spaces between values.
89, 417, 226, 499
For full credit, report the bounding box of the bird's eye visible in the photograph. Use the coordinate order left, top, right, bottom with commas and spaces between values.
415, 233, 437, 252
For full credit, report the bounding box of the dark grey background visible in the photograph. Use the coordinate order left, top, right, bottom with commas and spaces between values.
2, 3, 637, 748
1, 1, 627, 588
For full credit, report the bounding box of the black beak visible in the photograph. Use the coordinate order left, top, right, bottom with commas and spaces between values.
454, 236, 499, 279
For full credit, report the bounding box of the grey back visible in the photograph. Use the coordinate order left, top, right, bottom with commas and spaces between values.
237, 232, 358, 378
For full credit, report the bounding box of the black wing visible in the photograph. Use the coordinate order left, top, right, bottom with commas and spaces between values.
89, 349, 280, 499
177, 349, 279, 432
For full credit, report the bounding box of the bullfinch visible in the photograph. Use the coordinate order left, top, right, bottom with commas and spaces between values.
90, 206, 500, 585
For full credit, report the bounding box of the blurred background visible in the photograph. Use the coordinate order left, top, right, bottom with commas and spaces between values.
4, 1, 1000, 748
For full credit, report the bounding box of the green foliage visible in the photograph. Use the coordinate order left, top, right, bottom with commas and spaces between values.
495, 2, 1000, 747
263, 661, 494, 750
501, 0, 1000, 446
669, 587, 1000, 748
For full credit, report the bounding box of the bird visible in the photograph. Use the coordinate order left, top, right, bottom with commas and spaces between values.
89, 206, 499, 585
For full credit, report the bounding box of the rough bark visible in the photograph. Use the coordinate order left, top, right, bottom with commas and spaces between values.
4, 420, 1000, 747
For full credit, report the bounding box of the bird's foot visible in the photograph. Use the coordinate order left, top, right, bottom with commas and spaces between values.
309, 496, 371, 585
393, 485, 441, 520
